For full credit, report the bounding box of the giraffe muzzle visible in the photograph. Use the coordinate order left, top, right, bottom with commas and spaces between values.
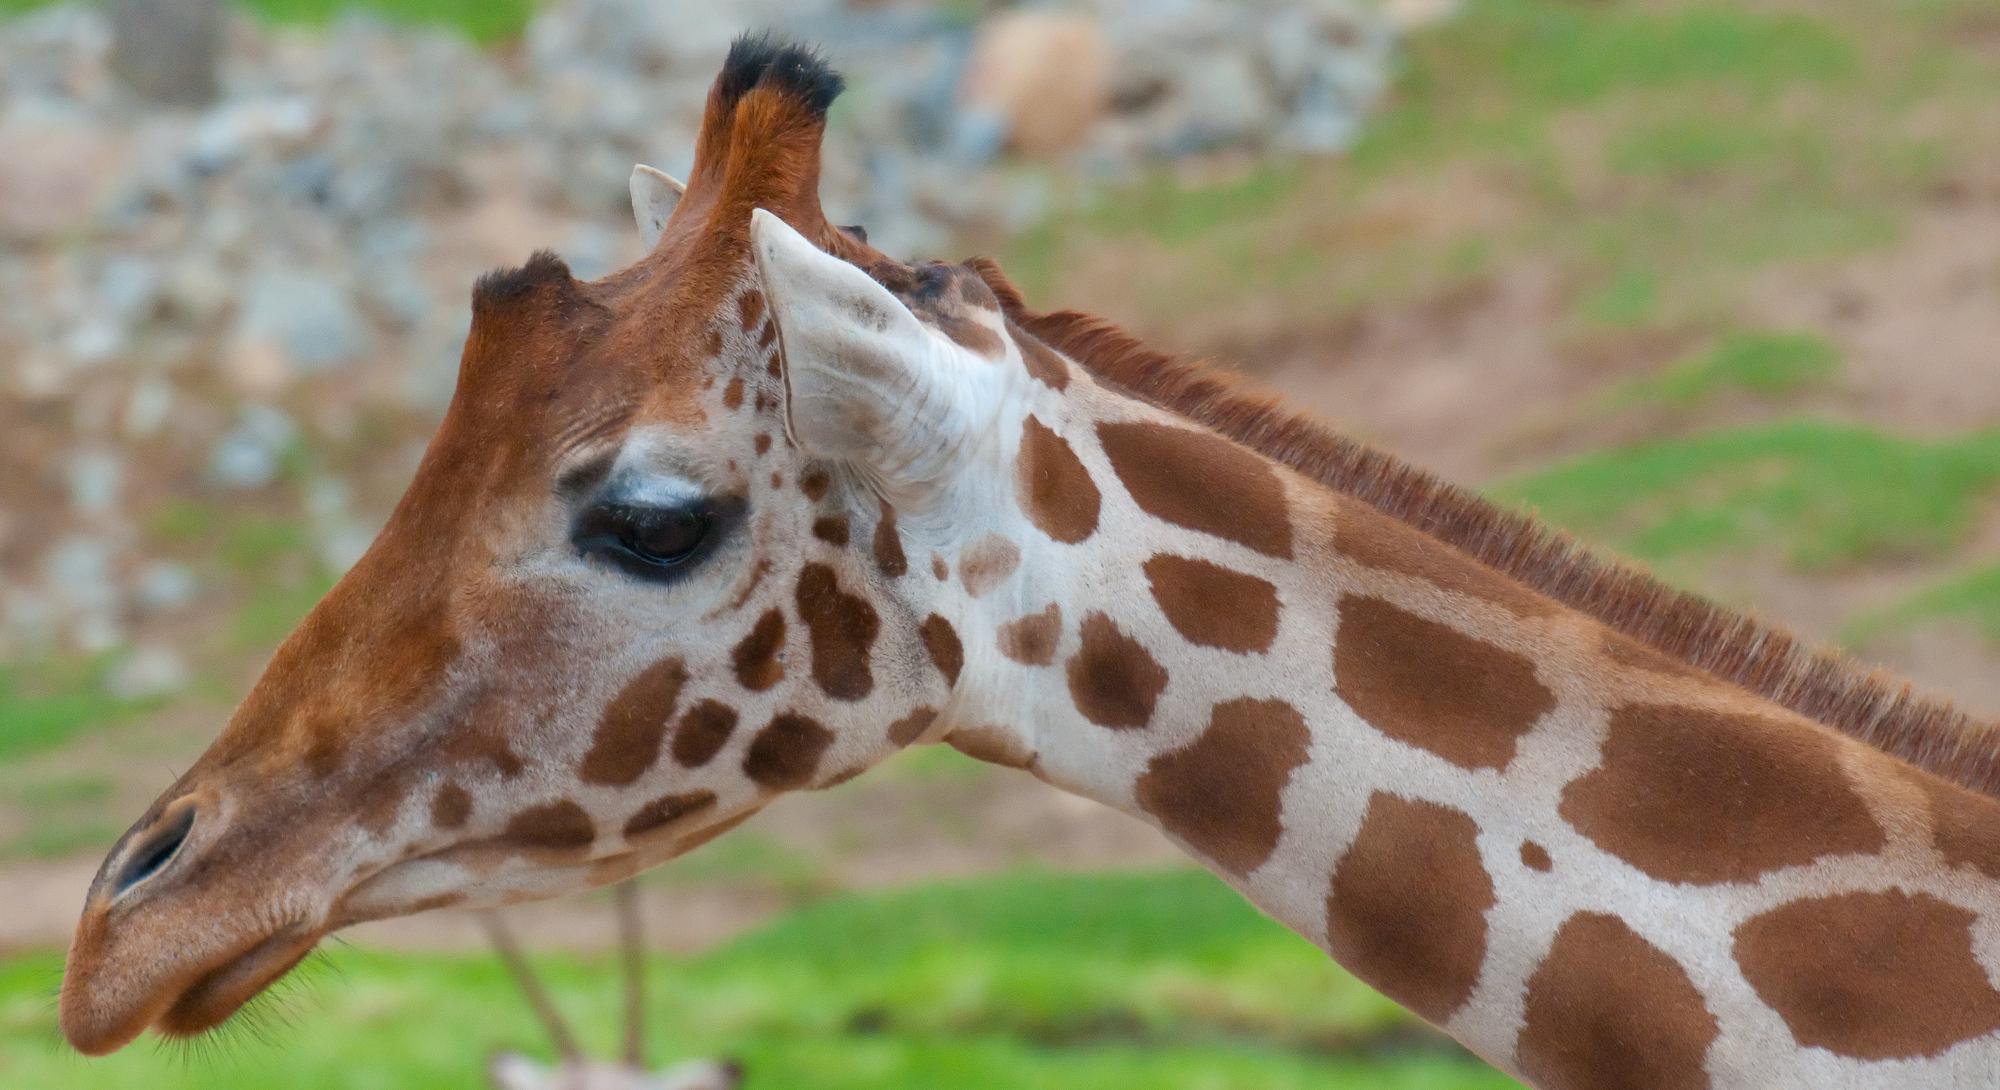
61, 787, 338, 1055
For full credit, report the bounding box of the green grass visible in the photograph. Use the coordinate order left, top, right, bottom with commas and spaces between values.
1003, 0, 1967, 338
0, 0, 536, 43
1601, 330, 1840, 411
0, 870, 1516, 1090
0, 661, 155, 763
0, 773, 122, 860
1495, 421, 2000, 575
1849, 563, 2000, 645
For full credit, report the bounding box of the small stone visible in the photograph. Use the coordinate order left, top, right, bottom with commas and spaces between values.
65, 447, 124, 515
106, 645, 190, 700
233, 270, 374, 375
961, 11, 1112, 158
44, 536, 118, 613
133, 561, 198, 612
123, 377, 175, 439
209, 404, 298, 490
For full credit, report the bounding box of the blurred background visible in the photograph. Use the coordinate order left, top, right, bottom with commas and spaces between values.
1, 0, 1996, 1086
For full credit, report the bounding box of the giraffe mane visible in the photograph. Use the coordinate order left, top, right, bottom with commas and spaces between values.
966, 258, 2000, 798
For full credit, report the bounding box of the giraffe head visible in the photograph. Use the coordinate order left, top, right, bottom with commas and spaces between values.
60, 37, 1061, 1054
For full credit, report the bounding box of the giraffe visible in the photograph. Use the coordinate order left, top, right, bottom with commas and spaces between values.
58, 34, 2000, 1089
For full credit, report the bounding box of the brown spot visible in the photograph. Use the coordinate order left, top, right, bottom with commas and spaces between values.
722, 376, 745, 410
930, 553, 948, 581
938, 312, 1003, 357
731, 610, 786, 692
502, 800, 595, 857
1516, 912, 1718, 1090
431, 783, 471, 830
1520, 841, 1552, 872
754, 433, 772, 455
1332, 504, 1557, 619
355, 770, 412, 836
1560, 704, 1884, 885
1735, 890, 2000, 1060
1601, 630, 1707, 681
579, 657, 688, 786
873, 499, 908, 578
1137, 698, 1310, 874
959, 534, 1021, 597
796, 563, 880, 701
887, 707, 937, 747
743, 713, 835, 788
672, 700, 738, 768
758, 322, 778, 350
1325, 793, 1495, 1024
1924, 774, 2000, 881
406, 892, 467, 914
1015, 416, 1100, 544
799, 465, 831, 502
997, 603, 1063, 666
623, 791, 717, 840
588, 855, 642, 886
921, 614, 963, 685
738, 289, 765, 331
812, 515, 850, 546
672, 810, 755, 856
819, 763, 870, 789
1066, 612, 1168, 730
444, 723, 524, 778
1097, 421, 1292, 558
1334, 596, 1552, 771
1016, 332, 1070, 390
1144, 554, 1279, 653
947, 724, 1036, 768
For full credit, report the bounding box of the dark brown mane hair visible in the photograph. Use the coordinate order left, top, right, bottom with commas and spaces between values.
966, 258, 2000, 798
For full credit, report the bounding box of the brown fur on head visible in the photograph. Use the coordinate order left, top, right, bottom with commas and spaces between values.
58, 34, 947, 1056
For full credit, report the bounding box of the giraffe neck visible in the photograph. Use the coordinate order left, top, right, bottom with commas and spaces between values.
932, 371, 2000, 1088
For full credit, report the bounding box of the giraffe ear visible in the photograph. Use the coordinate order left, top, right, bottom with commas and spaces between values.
750, 208, 976, 500
629, 164, 686, 249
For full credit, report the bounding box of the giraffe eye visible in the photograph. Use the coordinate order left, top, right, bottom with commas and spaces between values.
574, 501, 714, 575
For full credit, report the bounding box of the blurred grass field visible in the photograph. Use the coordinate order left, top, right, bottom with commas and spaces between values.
2, 0, 1998, 1087
0, 872, 1517, 1090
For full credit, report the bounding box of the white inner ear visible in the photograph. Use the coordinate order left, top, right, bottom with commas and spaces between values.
751, 208, 977, 502
629, 164, 687, 249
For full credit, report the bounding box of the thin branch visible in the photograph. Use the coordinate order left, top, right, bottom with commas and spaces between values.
479, 909, 583, 1062
616, 881, 646, 1068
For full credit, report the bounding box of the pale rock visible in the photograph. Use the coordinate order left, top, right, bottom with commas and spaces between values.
107, 645, 191, 700
960, 11, 1111, 159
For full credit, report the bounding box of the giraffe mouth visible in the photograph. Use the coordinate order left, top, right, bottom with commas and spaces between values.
63, 922, 326, 1055
152, 927, 324, 1040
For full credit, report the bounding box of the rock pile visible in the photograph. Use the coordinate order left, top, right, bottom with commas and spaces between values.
0, 0, 1412, 679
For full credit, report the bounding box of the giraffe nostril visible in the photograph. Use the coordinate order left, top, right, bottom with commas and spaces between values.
111, 803, 197, 898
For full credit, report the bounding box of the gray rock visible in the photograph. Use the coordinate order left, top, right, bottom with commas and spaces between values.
209, 404, 299, 490
44, 535, 119, 613
134, 561, 199, 612
106, 644, 190, 700
234, 270, 374, 373
65, 447, 124, 515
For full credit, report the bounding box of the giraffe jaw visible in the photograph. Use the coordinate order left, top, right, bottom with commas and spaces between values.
151, 926, 324, 1041
61, 919, 326, 1056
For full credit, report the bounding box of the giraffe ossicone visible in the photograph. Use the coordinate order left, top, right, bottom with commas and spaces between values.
58, 33, 2000, 1090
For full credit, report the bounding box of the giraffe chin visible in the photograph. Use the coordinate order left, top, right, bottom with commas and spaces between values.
62, 925, 323, 1056
154, 928, 323, 1040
